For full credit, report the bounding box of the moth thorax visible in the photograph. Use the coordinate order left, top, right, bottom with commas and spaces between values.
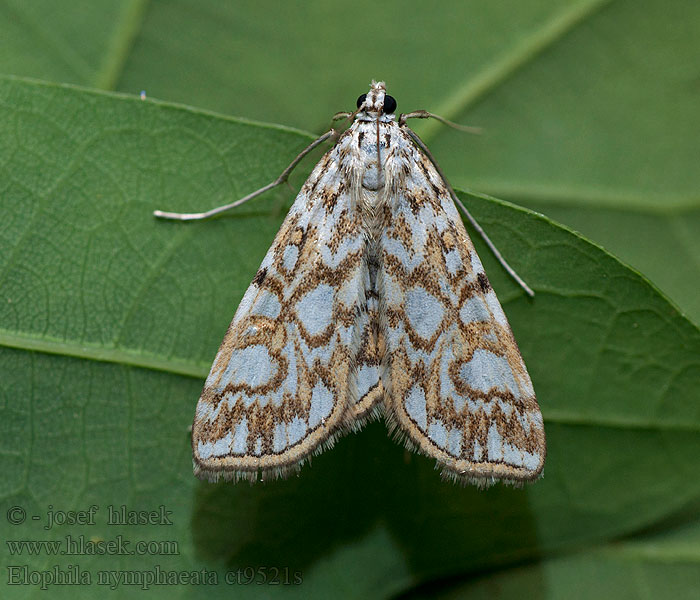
362, 160, 385, 191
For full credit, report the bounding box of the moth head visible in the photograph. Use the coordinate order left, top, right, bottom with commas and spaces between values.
356, 80, 397, 117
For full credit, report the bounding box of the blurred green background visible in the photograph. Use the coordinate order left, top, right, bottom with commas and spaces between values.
1, 1, 699, 598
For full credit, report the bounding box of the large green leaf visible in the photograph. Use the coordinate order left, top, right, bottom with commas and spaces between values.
1, 76, 699, 598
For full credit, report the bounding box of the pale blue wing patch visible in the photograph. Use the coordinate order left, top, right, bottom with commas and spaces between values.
405, 384, 427, 430
309, 381, 334, 428
354, 364, 379, 400
281, 244, 299, 272
457, 348, 520, 396
405, 287, 446, 340
218, 345, 279, 391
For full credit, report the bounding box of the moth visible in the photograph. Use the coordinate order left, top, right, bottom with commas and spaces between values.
155, 81, 546, 486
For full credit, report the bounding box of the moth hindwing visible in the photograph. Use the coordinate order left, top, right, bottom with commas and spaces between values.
186, 80, 545, 486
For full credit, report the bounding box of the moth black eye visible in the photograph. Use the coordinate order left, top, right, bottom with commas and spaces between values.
383, 95, 397, 114
356, 93, 367, 109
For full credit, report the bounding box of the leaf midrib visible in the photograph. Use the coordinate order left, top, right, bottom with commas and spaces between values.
474, 182, 700, 212
0, 328, 205, 379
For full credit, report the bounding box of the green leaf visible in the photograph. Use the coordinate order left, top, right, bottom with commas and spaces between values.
420, 510, 700, 599
1, 76, 699, 599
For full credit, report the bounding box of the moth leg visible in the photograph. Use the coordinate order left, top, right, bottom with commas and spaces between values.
153, 129, 338, 221
399, 110, 482, 134
332, 111, 354, 121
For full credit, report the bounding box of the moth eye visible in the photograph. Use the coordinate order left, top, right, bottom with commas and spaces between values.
356, 93, 367, 109
383, 95, 397, 114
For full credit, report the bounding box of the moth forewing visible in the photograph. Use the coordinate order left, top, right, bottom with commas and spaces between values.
373, 123, 544, 486
191, 130, 373, 482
